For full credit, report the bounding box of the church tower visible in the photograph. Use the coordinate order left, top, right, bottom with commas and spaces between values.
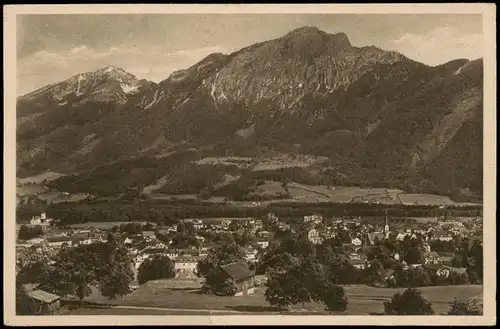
384, 209, 390, 239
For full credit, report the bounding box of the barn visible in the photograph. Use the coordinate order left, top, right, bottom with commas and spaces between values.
220, 262, 255, 296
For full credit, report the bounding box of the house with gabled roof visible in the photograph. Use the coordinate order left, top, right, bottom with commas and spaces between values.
26, 289, 62, 315
219, 262, 255, 296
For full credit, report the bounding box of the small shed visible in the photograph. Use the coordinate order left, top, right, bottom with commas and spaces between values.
27, 289, 61, 315
220, 262, 255, 296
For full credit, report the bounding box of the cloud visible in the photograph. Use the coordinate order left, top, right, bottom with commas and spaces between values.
17, 44, 228, 95
386, 26, 483, 66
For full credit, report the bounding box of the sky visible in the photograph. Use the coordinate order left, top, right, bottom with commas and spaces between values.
17, 14, 483, 96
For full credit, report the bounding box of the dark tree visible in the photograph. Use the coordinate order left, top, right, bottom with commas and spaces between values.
384, 288, 434, 315
37, 243, 133, 305
468, 240, 483, 282
321, 284, 348, 312
17, 225, 44, 240
197, 243, 245, 278
448, 298, 483, 315
265, 260, 311, 309
137, 255, 175, 285
16, 282, 35, 315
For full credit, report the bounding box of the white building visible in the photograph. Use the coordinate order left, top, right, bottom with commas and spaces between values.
438, 235, 454, 242
308, 229, 323, 245
257, 241, 269, 249
351, 237, 363, 246
245, 248, 259, 262
166, 250, 179, 260
304, 214, 323, 224
30, 212, 53, 226
267, 213, 279, 223
30, 216, 42, 225
221, 220, 231, 228
383, 211, 391, 239
73, 238, 92, 246
174, 257, 199, 272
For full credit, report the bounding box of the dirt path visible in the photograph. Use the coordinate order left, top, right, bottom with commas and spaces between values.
110, 305, 243, 314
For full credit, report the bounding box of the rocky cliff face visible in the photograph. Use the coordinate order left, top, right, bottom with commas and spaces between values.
16, 27, 483, 195
200, 27, 407, 113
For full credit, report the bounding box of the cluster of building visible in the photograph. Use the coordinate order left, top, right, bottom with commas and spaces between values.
17, 210, 482, 305
29, 212, 53, 226
301, 212, 482, 281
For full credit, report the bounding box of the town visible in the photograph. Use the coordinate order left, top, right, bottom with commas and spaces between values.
15, 208, 484, 316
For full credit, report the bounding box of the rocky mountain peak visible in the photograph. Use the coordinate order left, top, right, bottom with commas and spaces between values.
16, 26, 483, 199
284, 27, 352, 49
286, 26, 326, 36
18, 65, 151, 111
94, 65, 137, 81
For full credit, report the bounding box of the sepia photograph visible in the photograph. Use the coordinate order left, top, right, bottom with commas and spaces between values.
3, 4, 496, 326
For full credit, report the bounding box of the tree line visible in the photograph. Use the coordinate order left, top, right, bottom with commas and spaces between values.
16, 200, 482, 227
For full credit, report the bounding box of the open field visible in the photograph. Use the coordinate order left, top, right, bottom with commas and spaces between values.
17, 184, 47, 196
287, 186, 332, 202
40, 192, 90, 204
398, 193, 481, 206
288, 184, 401, 204
74, 283, 482, 316
249, 181, 289, 199
17, 171, 66, 185
67, 307, 248, 315
285, 183, 480, 206
17, 183, 90, 204
252, 154, 329, 171
194, 156, 254, 168
148, 194, 198, 200
142, 176, 168, 195
213, 174, 241, 189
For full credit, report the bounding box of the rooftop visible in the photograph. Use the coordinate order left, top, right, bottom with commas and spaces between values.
220, 262, 254, 282
27, 289, 60, 303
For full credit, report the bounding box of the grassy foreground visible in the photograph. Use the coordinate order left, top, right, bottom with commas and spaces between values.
69, 284, 482, 316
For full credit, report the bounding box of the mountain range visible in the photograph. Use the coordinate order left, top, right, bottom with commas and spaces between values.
16, 26, 483, 200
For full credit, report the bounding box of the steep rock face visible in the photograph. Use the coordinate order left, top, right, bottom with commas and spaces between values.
199, 27, 408, 116
121, 27, 416, 151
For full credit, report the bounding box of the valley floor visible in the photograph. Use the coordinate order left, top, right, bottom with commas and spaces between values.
67, 284, 482, 316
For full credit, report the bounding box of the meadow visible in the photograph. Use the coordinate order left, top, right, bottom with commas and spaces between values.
252, 154, 329, 171
17, 171, 66, 185
248, 181, 289, 199
194, 156, 254, 168
72, 283, 482, 316
285, 183, 480, 207
398, 193, 480, 206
